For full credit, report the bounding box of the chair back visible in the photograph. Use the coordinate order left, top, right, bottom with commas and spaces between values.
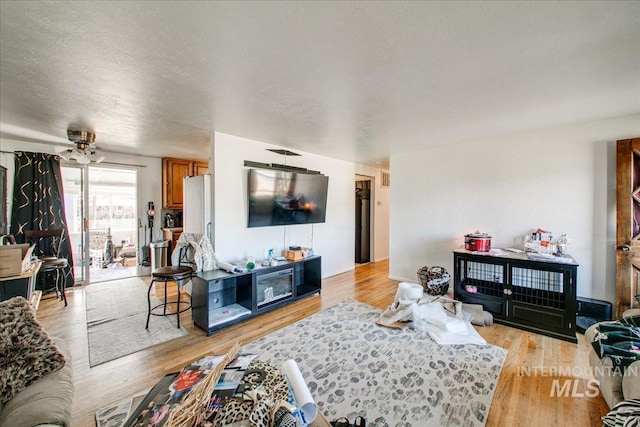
24, 229, 65, 258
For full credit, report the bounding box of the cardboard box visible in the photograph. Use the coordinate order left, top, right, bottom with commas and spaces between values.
284, 249, 304, 261
0, 244, 34, 277
122, 257, 137, 267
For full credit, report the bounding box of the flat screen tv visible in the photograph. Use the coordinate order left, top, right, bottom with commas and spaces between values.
247, 168, 329, 227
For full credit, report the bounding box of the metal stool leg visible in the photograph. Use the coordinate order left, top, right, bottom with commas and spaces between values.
145, 278, 155, 329
57, 267, 67, 306
176, 282, 181, 329
163, 280, 168, 315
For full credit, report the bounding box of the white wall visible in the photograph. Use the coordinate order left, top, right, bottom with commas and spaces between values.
0, 138, 162, 251
213, 132, 357, 278
355, 165, 390, 262
390, 113, 640, 304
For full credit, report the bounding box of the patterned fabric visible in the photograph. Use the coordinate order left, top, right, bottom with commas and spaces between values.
171, 232, 217, 272
602, 399, 640, 427
10, 151, 74, 289
212, 359, 290, 427
0, 297, 66, 403
242, 299, 507, 427
417, 266, 451, 296
591, 320, 640, 372
623, 315, 640, 328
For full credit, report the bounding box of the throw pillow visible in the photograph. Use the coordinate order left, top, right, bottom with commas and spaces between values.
602, 399, 640, 427
0, 296, 66, 404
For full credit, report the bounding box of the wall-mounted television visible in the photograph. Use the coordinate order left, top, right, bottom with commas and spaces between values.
247, 168, 329, 228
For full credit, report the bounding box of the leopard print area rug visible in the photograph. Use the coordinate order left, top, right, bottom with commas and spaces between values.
242, 299, 507, 427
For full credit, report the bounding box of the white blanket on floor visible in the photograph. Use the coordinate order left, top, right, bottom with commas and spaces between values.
377, 299, 487, 345
412, 302, 486, 345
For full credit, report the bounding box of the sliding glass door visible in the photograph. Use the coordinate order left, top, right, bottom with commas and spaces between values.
61, 165, 139, 284
61, 166, 87, 283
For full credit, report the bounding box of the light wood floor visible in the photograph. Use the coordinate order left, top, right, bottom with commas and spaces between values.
36, 260, 608, 427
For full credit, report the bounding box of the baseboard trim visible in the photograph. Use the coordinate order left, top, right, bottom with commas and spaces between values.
388, 274, 415, 283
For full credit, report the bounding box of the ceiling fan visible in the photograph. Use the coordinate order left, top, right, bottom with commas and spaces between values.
59, 130, 105, 164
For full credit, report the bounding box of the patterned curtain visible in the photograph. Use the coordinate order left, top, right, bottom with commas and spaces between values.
10, 152, 74, 289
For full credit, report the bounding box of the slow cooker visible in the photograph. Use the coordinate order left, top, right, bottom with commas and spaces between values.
465, 231, 492, 252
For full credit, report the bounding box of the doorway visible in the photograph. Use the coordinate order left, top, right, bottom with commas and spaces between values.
355, 176, 372, 264
61, 165, 138, 284
615, 137, 640, 318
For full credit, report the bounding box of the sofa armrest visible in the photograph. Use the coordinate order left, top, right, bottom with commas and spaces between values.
622, 308, 640, 319
0, 337, 73, 427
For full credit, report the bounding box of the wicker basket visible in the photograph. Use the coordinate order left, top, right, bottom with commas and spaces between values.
417, 265, 450, 296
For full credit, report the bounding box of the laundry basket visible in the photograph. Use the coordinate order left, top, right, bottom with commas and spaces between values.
417, 265, 451, 296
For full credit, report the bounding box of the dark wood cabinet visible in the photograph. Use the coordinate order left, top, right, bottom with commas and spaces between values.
453, 249, 578, 343
191, 256, 322, 336
162, 157, 209, 209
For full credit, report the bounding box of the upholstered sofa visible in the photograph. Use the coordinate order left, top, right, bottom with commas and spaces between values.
0, 296, 74, 427
585, 308, 640, 409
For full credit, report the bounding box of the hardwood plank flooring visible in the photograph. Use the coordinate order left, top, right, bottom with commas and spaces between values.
35, 260, 608, 426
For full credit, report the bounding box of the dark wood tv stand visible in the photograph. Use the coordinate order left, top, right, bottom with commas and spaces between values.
191, 256, 322, 336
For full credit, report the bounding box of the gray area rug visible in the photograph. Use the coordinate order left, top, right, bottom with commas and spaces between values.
242, 299, 507, 427
85, 278, 188, 367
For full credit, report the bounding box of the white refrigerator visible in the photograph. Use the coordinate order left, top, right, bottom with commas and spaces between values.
183, 174, 212, 244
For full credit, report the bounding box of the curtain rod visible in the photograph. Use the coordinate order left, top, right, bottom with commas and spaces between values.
0, 150, 147, 168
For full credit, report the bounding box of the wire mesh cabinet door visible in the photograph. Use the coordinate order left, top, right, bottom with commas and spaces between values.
507, 261, 577, 342
454, 255, 507, 317
453, 249, 578, 343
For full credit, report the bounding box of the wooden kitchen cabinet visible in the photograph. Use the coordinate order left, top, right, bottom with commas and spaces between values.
162, 157, 209, 208
162, 227, 182, 265
193, 161, 209, 176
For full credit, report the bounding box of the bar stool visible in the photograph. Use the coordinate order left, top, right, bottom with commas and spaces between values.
145, 265, 193, 329
24, 229, 69, 306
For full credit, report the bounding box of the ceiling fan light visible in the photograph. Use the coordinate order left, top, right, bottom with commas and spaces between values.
65, 128, 105, 164
89, 151, 106, 163
76, 154, 91, 165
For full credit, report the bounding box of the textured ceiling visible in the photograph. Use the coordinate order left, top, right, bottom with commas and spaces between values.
1, 1, 639, 167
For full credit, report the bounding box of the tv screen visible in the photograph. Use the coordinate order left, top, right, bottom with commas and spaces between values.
247, 168, 329, 227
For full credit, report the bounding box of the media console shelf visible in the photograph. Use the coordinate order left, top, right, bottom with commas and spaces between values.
191, 256, 321, 336
453, 249, 578, 343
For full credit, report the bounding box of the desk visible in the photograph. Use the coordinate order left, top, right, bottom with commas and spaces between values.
0, 261, 42, 304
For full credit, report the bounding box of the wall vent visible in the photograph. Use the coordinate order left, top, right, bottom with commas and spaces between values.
381, 171, 390, 188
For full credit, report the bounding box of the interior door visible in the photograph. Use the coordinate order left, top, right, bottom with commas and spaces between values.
355, 178, 371, 263
615, 137, 640, 318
